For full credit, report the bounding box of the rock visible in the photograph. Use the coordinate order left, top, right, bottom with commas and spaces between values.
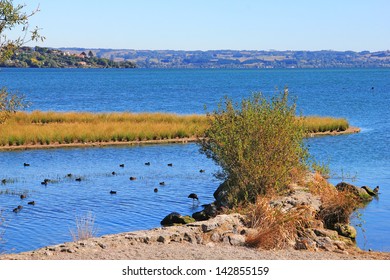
201, 222, 218, 233
333, 240, 346, 250
361, 186, 378, 197
229, 234, 245, 246
195, 234, 203, 244
157, 236, 167, 243
210, 232, 221, 242
222, 236, 230, 245
183, 232, 194, 243
160, 212, 195, 226
192, 210, 209, 221
192, 203, 218, 221
334, 223, 357, 240
316, 237, 335, 251
170, 234, 182, 243
213, 181, 232, 207
313, 228, 339, 240
295, 237, 317, 251
335, 182, 372, 201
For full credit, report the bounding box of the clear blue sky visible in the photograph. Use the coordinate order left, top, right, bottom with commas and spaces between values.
15, 0, 390, 51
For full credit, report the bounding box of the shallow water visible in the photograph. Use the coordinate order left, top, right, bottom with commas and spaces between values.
0, 68, 389, 253
0, 144, 220, 253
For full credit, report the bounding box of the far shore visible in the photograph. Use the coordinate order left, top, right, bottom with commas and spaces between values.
0, 127, 360, 151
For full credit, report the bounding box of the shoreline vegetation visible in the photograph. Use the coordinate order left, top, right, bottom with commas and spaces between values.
0, 111, 358, 151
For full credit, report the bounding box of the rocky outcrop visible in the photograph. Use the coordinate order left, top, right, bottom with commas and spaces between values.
192, 203, 218, 221
361, 186, 379, 197
160, 212, 195, 226
334, 223, 357, 240
159, 179, 379, 254
335, 182, 374, 202
135, 214, 248, 247
213, 180, 231, 208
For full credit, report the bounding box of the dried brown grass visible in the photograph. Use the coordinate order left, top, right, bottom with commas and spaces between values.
308, 172, 360, 229
245, 196, 314, 249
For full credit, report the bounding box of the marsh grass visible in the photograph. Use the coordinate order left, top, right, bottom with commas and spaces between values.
70, 212, 97, 241
1, 111, 207, 146
0, 111, 349, 147
300, 116, 349, 133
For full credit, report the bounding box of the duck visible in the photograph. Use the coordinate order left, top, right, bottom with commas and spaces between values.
40, 178, 51, 185
199, 169, 205, 173
154, 188, 158, 193
112, 171, 116, 175
188, 193, 198, 201
129, 176, 136, 181
28, 201, 36, 205
20, 194, 26, 199
119, 164, 125, 168
13, 205, 23, 213
23, 163, 30, 167
110, 190, 117, 194
66, 173, 73, 177
1, 179, 6, 184
167, 163, 173, 167
75, 177, 82, 182
159, 182, 165, 186
145, 162, 151, 166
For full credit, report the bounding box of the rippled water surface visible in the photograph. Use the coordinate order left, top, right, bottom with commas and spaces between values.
0, 68, 389, 253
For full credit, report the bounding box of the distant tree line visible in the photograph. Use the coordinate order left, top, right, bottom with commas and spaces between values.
0, 46, 136, 68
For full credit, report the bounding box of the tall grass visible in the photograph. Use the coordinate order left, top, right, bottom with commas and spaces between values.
0, 111, 350, 147
300, 116, 349, 133
0, 111, 207, 146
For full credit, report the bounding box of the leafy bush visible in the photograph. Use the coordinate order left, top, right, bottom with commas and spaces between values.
0, 87, 28, 124
200, 89, 309, 205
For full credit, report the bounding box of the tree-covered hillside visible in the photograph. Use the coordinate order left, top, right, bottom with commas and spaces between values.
0, 47, 136, 68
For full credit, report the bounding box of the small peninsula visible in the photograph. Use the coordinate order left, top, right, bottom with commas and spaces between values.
0, 46, 136, 68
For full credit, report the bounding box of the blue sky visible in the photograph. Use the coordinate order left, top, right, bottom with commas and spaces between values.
15, 0, 390, 51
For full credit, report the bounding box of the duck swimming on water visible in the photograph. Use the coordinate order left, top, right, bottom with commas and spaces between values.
188, 193, 198, 201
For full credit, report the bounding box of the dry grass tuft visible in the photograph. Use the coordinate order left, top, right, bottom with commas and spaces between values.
70, 212, 97, 241
245, 196, 314, 250
308, 172, 360, 229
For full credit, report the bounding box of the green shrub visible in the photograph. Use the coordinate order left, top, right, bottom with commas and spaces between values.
200, 89, 309, 205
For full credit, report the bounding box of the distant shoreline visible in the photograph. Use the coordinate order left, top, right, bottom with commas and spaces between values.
0, 127, 360, 151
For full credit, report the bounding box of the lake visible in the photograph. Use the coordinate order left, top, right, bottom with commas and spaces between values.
0, 68, 389, 253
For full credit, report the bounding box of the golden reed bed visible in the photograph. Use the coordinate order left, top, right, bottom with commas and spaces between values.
0, 111, 352, 149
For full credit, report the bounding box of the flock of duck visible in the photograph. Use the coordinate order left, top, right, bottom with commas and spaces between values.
6, 161, 204, 214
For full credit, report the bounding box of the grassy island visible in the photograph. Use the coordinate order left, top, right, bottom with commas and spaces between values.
0, 111, 353, 149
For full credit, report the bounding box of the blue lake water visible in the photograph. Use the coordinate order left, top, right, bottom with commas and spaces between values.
0, 68, 389, 253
